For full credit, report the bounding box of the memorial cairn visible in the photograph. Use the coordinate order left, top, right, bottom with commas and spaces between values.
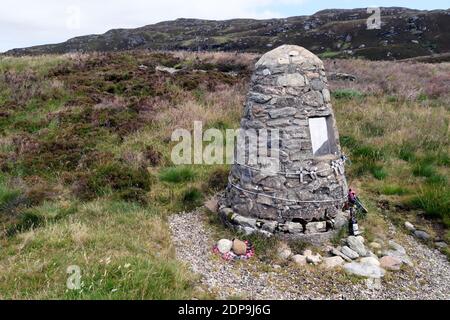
219, 45, 349, 244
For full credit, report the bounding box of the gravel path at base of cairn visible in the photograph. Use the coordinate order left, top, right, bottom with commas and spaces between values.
169, 210, 450, 300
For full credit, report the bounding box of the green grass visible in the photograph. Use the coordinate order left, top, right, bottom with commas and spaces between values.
332, 89, 365, 100
411, 160, 447, 185
370, 165, 388, 180
0, 180, 22, 213
412, 162, 437, 178
0, 200, 196, 299
64, 257, 194, 300
0, 55, 69, 76
7, 201, 78, 237
181, 187, 204, 210
159, 167, 196, 183
352, 145, 385, 161
398, 143, 417, 162
361, 122, 385, 137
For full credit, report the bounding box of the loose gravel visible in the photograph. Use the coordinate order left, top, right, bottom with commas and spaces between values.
169, 210, 450, 300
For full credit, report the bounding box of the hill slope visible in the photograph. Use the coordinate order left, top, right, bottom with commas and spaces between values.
4, 7, 450, 60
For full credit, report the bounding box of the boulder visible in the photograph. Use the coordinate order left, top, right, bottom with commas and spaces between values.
382, 250, 413, 267
292, 255, 307, 266
232, 239, 247, 255
388, 240, 406, 254
414, 230, 431, 241
404, 221, 415, 232
360, 257, 380, 267
277, 245, 292, 260
329, 247, 352, 262
323, 256, 345, 269
217, 239, 233, 254
306, 254, 323, 265
435, 241, 448, 249
155, 65, 179, 74
347, 236, 368, 257
329, 72, 357, 82
380, 256, 403, 271
343, 262, 386, 279
341, 246, 359, 259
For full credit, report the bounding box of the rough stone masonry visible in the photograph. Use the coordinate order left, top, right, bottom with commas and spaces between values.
219, 45, 349, 244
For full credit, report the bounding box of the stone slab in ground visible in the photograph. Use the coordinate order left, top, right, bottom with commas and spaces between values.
414, 230, 431, 241
328, 247, 352, 262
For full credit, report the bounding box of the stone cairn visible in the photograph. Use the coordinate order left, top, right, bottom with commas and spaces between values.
219, 45, 349, 244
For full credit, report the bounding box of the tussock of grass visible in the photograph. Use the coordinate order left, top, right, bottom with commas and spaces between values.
410, 184, 450, 224
181, 187, 204, 210
6, 201, 78, 237
0, 51, 449, 298
0, 180, 22, 213
332, 89, 365, 100
370, 165, 388, 180
412, 162, 437, 178
352, 145, 385, 162
398, 143, 417, 162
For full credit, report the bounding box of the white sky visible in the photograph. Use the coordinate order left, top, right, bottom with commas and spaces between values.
0, 0, 307, 52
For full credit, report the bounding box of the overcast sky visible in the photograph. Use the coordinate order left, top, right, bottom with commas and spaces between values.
1, 0, 448, 52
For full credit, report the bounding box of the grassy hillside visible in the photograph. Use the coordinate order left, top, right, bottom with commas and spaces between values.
0, 51, 448, 298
